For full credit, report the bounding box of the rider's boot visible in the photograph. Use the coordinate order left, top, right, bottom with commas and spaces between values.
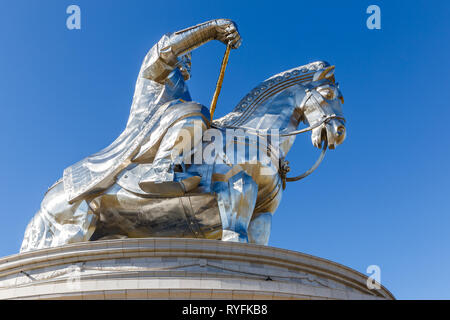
139, 169, 201, 196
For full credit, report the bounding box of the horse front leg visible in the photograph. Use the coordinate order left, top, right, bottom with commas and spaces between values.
248, 212, 272, 245
214, 169, 258, 243
248, 178, 282, 245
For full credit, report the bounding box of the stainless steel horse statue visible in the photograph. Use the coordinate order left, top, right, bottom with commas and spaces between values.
20, 19, 346, 252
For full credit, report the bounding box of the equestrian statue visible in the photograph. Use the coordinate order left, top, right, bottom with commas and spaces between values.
20, 19, 346, 252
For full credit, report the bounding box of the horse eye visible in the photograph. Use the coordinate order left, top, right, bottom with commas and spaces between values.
318, 88, 335, 100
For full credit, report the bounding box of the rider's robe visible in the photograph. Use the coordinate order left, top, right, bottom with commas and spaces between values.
63, 34, 210, 203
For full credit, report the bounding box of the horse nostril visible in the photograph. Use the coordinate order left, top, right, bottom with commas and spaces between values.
336, 126, 345, 136
333, 125, 346, 145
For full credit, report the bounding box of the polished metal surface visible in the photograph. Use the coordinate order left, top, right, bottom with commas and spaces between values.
20, 19, 346, 253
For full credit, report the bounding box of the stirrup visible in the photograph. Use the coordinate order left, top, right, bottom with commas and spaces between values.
138, 175, 201, 196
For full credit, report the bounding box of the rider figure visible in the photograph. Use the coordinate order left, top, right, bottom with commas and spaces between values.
136, 19, 241, 196
63, 19, 241, 202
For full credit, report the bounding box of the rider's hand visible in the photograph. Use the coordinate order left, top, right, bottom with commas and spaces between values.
214, 19, 242, 49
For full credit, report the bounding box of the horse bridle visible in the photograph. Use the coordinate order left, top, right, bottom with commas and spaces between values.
280, 86, 345, 188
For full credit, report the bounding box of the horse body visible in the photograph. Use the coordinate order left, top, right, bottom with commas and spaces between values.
20, 140, 281, 251
20, 61, 346, 252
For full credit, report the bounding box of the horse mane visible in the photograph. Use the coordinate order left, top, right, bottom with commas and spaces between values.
213, 60, 330, 128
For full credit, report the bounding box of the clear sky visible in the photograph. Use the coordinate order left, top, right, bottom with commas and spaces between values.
0, 0, 449, 299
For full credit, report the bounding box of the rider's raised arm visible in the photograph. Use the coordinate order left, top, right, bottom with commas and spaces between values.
141, 19, 241, 83
166, 19, 241, 56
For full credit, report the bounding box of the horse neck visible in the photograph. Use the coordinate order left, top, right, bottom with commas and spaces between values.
237, 88, 303, 158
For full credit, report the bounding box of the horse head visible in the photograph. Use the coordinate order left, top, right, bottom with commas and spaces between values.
299, 65, 346, 150
214, 61, 346, 162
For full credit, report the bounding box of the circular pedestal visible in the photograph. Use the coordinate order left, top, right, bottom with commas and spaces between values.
0, 238, 394, 300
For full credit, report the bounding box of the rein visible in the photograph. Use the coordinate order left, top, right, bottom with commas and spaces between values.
280, 138, 327, 189
212, 117, 333, 189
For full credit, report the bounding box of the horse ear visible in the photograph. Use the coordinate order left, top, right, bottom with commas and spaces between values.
313, 65, 335, 82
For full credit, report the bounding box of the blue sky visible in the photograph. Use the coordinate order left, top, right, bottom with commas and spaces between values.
0, 0, 449, 299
